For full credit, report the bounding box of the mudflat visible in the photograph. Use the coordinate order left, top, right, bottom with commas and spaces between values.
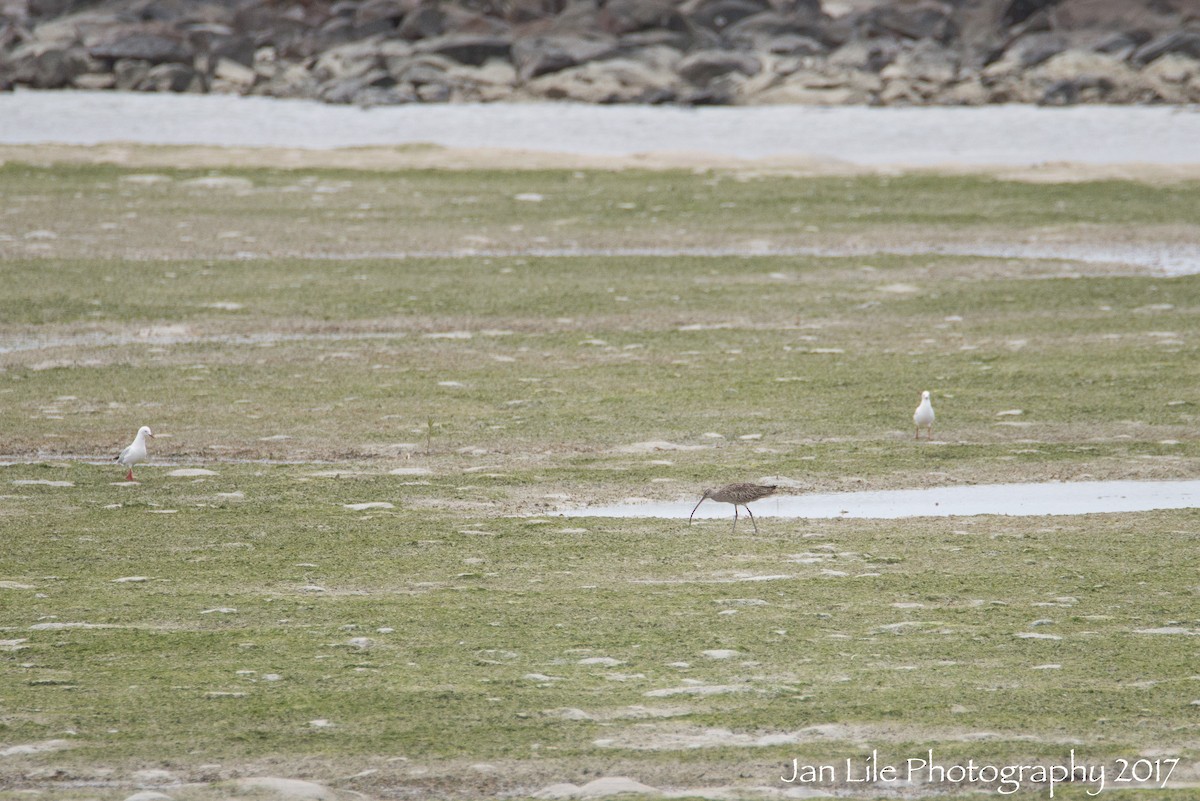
1, 142, 1199, 800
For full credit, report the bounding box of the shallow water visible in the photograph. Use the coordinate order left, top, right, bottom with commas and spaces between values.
564, 480, 1200, 520
2, 90, 1198, 166
289, 243, 1200, 276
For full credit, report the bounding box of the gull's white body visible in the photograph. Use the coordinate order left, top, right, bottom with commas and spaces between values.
913, 391, 935, 439
115, 426, 154, 480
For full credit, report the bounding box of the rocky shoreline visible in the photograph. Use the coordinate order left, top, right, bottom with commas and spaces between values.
2, 0, 1198, 107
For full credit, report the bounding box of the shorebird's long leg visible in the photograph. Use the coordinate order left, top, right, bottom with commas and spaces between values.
126, 469, 134, 481
915, 425, 920, 440
745, 505, 758, 533
731, 506, 738, 533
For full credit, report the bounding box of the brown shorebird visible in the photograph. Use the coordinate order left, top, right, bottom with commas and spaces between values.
689, 482, 779, 533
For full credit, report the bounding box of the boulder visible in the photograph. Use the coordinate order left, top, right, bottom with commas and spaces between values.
1090, 31, 1147, 61
205, 33, 257, 69
414, 33, 511, 66
320, 68, 395, 103
7, 41, 94, 88
89, 26, 192, 64
312, 38, 386, 82
828, 37, 900, 71
389, 54, 456, 86
355, 0, 408, 29
505, 0, 571, 25
526, 56, 679, 103
856, 1, 956, 43
113, 57, 152, 90
597, 0, 687, 35
140, 61, 196, 91
618, 29, 696, 52
511, 34, 618, 81
1142, 53, 1200, 85
72, 71, 117, 89
1004, 31, 1070, 68
721, 10, 828, 51
354, 84, 419, 105
258, 61, 322, 99
1132, 31, 1200, 66
214, 56, 256, 87
684, 0, 773, 33
677, 49, 761, 84
28, 0, 95, 18
232, 5, 315, 56
398, 4, 507, 41
761, 33, 826, 56
1027, 49, 1146, 103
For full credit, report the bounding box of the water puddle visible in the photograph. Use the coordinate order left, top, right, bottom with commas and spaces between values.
141, 244, 1200, 276
564, 480, 1200, 520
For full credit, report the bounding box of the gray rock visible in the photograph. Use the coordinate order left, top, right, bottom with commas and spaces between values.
1038, 75, 1115, 105
414, 33, 511, 66
72, 71, 117, 89
857, 1, 956, 43
1090, 29, 1150, 55
391, 55, 455, 87
113, 58, 152, 90
619, 29, 697, 52
416, 82, 452, 102
312, 39, 385, 82
511, 35, 618, 81
677, 49, 761, 84
89, 26, 192, 64
1026, 49, 1146, 104
397, 5, 444, 40
140, 61, 196, 92
828, 37, 900, 72
29, 0, 94, 18
686, 0, 772, 33
526, 57, 678, 103
1004, 32, 1069, 69
258, 62, 321, 99
355, 0, 407, 28
598, 0, 687, 35
722, 10, 827, 51
1132, 31, 1200, 66
881, 40, 958, 85
214, 57, 255, 87
320, 68, 394, 103
354, 84, 418, 106
622, 43, 685, 73
206, 33, 257, 69
312, 16, 358, 52
8, 41, 93, 88
762, 33, 826, 57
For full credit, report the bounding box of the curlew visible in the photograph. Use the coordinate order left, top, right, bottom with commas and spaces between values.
114, 426, 154, 481
689, 482, 778, 533
913, 390, 935, 440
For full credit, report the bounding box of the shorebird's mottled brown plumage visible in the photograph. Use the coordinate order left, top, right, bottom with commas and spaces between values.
689, 482, 779, 533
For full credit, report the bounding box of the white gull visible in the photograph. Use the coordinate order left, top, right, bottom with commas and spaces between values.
115, 426, 154, 481
913, 390, 935, 440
